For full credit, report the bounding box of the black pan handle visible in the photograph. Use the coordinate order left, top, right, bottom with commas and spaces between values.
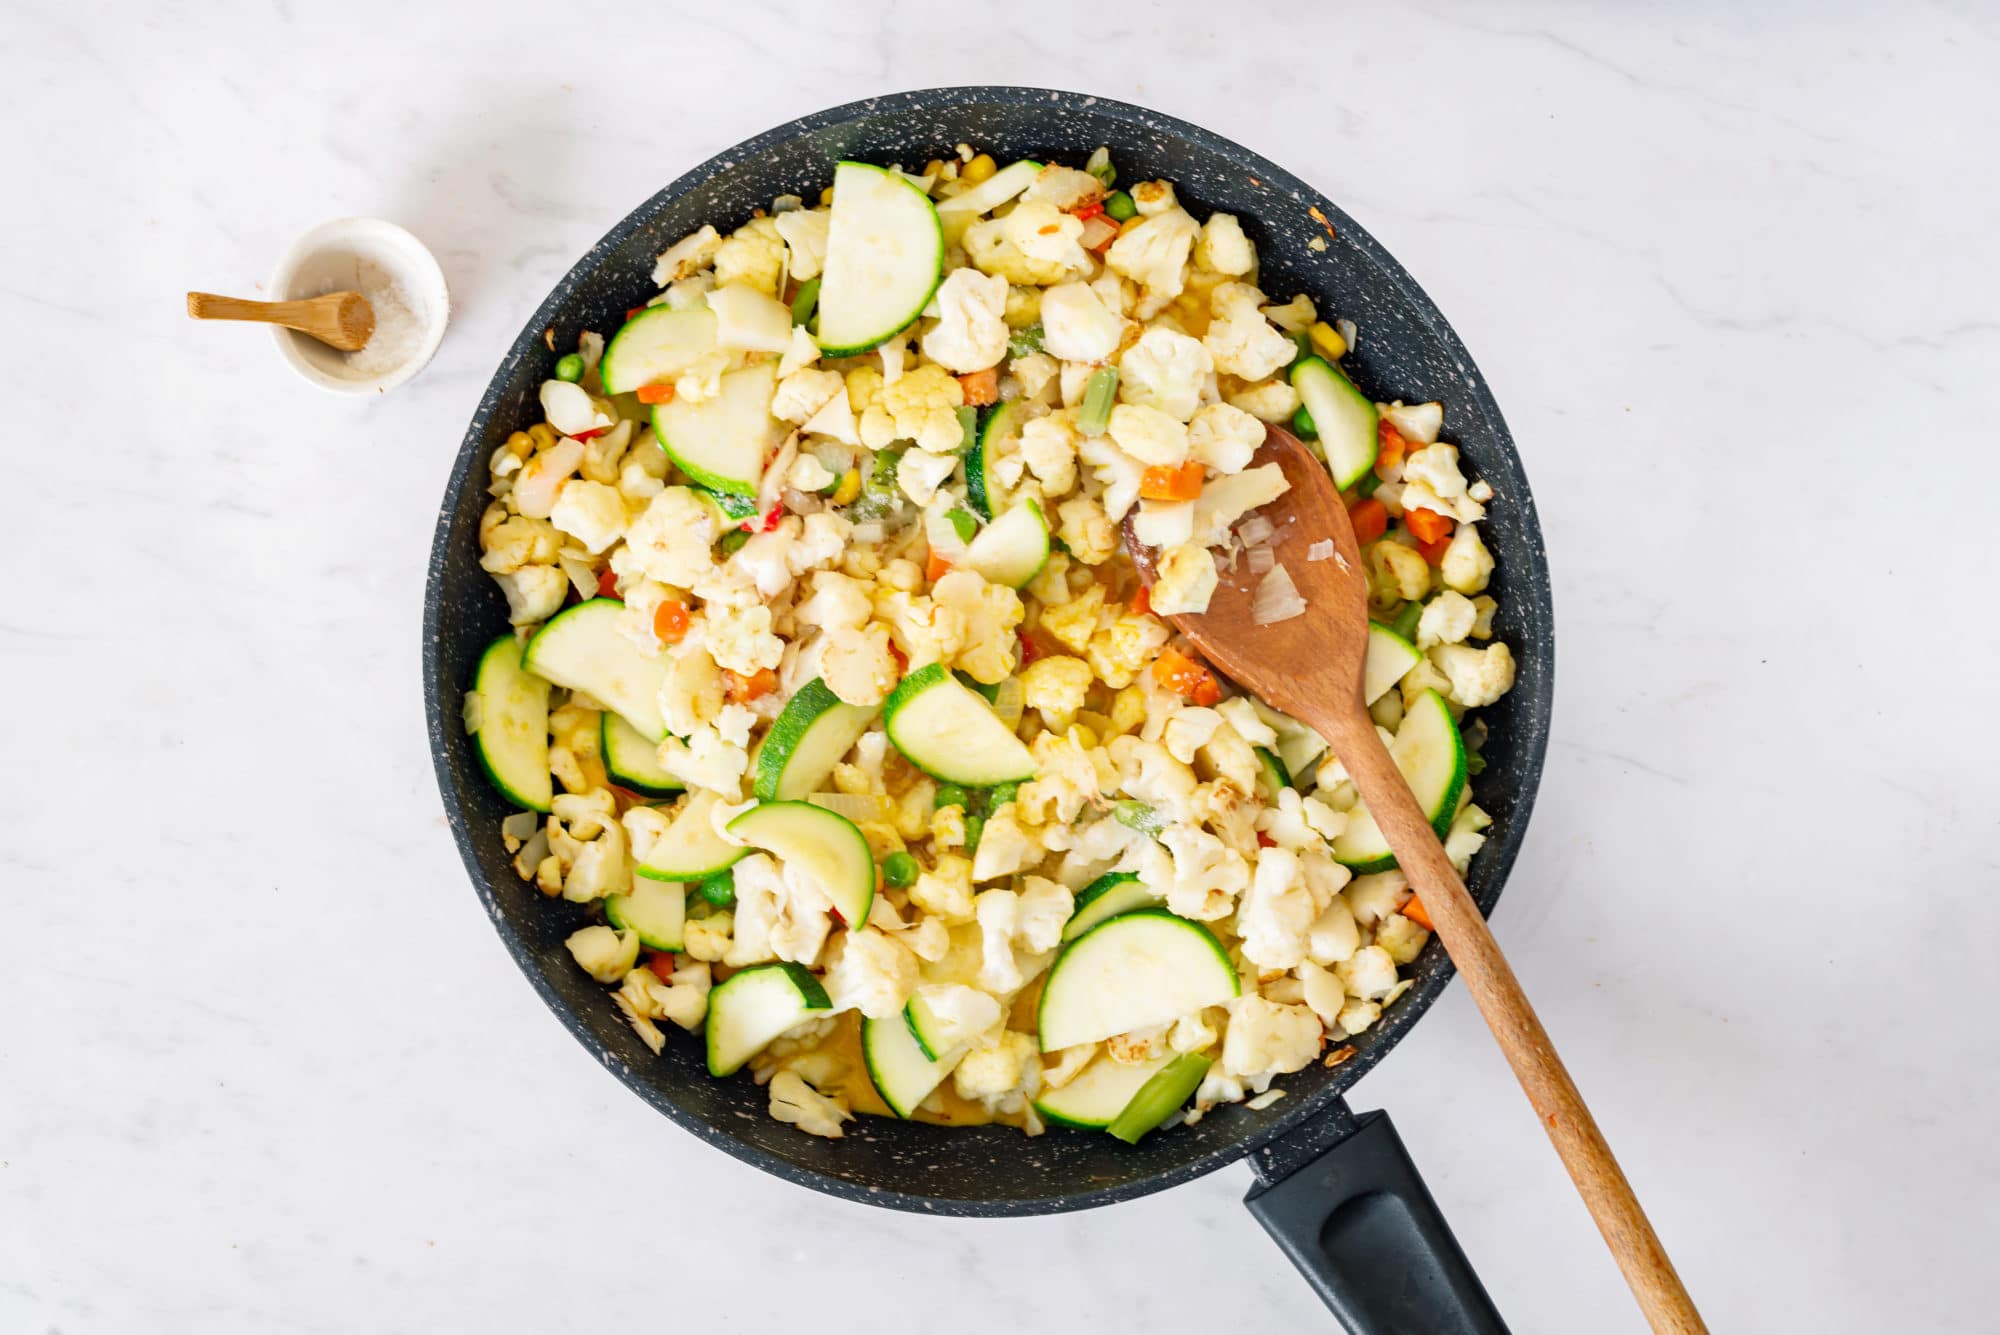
1244, 1098, 1508, 1334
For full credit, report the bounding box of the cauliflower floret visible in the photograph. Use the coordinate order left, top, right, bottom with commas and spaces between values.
1190, 464, 1288, 544
1023, 166, 1107, 212
824, 928, 919, 1018
656, 644, 724, 737
972, 806, 1042, 883
922, 267, 1010, 373
703, 602, 785, 677
1171, 1010, 1220, 1055
1020, 655, 1094, 731
1118, 327, 1212, 422
1194, 212, 1256, 276
974, 888, 1024, 992
1012, 349, 1059, 400
1087, 611, 1169, 688
1075, 433, 1147, 521
1113, 735, 1201, 827
1376, 912, 1431, 966
1228, 378, 1300, 422
547, 791, 629, 902
1336, 997, 1383, 1037
547, 480, 627, 555
652, 225, 721, 285
1018, 415, 1078, 495
913, 982, 1003, 1049
1019, 730, 1105, 824
772, 367, 846, 424
615, 488, 718, 589
495, 566, 567, 626
1401, 444, 1485, 523
1037, 584, 1106, 654
910, 853, 977, 925
930, 569, 1024, 684
1417, 590, 1478, 648
1260, 294, 1316, 334
952, 1030, 1042, 1111
787, 453, 834, 494
1336, 944, 1400, 1001
1014, 875, 1075, 953
479, 506, 562, 574
1105, 404, 1189, 468
1235, 846, 1318, 969
1161, 706, 1224, 764
1055, 494, 1119, 567
820, 623, 899, 706
683, 912, 734, 962
711, 215, 786, 296
1105, 208, 1199, 319
565, 925, 640, 984
768, 1069, 851, 1138
963, 203, 1087, 286
1107, 1024, 1173, 1065
1440, 523, 1495, 595
1130, 498, 1194, 549
1382, 400, 1444, 445
1204, 283, 1298, 381
706, 282, 793, 354
772, 207, 830, 281
1158, 823, 1250, 921
1431, 641, 1515, 707
859, 364, 965, 454
1149, 543, 1220, 616
1221, 995, 1322, 1081
1345, 871, 1409, 930
1187, 403, 1265, 474
872, 588, 966, 668
656, 725, 751, 798
1372, 540, 1433, 604
1039, 281, 1128, 363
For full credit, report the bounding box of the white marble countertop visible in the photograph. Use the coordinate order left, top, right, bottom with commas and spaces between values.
7, 2, 1997, 1331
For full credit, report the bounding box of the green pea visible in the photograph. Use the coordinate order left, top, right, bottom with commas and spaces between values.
719, 529, 749, 555
985, 781, 1021, 810
881, 851, 918, 888
934, 784, 969, 810
963, 814, 985, 852
554, 353, 584, 383
696, 868, 736, 908
1103, 190, 1137, 222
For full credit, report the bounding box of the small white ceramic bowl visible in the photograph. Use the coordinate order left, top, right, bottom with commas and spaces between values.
269, 218, 450, 394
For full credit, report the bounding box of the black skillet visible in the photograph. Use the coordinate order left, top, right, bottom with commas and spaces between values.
423, 87, 1554, 1334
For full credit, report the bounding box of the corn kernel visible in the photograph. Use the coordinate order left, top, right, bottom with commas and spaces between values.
831, 468, 862, 506
505, 430, 535, 458
1308, 321, 1347, 361
527, 422, 559, 451
819, 185, 835, 206
963, 153, 997, 185
1069, 724, 1098, 749
923, 159, 945, 181
1120, 216, 1144, 234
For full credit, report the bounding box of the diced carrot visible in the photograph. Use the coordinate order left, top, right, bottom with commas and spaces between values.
596, 568, 621, 599
925, 550, 954, 584
723, 667, 778, 703
1256, 831, 1277, 848
1129, 585, 1152, 616
1348, 497, 1388, 546
1016, 630, 1042, 665
888, 640, 909, 673
1375, 420, 1407, 479
957, 368, 998, 407
652, 599, 690, 644
1070, 198, 1106, 222
626, 306, 648, 321
1405, 506, 1454, 545
1415, 532, 1453, 565
1402, 895, 1435, 931
1139, 460, 1205, 502
636, 381, 675, 405
648, 952, 678, 982
1154, 647, 1222, 707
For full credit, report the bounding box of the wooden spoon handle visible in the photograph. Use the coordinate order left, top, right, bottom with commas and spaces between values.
1334, 718, 1707, 1334
187, 293, 320, 326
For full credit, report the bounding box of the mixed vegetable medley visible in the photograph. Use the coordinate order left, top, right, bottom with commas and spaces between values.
465, 146, 1516, 1142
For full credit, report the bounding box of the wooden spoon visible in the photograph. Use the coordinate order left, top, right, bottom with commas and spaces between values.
1127, 425, 1706, 1335
186, 291, 375, 352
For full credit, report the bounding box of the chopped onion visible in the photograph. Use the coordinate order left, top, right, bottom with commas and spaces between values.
558, 555, 598, 601
502, 811, 542, 841
1306, 539, 1334, 562
924, 506, 969, 560
512, 828, 550, 881
1245, 1089, 1286, 1111
989, 675, 1025, 728
770, 193, 804, 214
810, 791, 890, 825
1078, 214, 1119, 251
850, 522, 886, 545
1251, 562, 1308, 625
1246, 544, 1275, 575
461, 690, 482, 734
1335, 318, 1358, 353
1236, 514, 1275, 548
756, 431, 800, 519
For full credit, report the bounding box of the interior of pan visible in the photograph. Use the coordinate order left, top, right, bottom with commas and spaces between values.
424, 87, 1554, 1216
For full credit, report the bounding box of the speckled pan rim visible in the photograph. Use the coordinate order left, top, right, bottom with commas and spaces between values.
424, 85, 1554, 1217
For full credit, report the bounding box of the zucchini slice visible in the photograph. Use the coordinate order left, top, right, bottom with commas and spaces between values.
1291, 356, 1378, 491
1253, 746, 1293, 801
705, 962, 831, 1076
601, 711, 683, 798
816, 161, 944, 358
883, 663, 1036, 787
726, 800, 875, 928
1106, 1053, 1214, 1144
471, 634, 552, 813
1036, 910, 1239, 1052
602, 876, 685, 953
863, 1011, 964, 1118
1033, 1051, 1177, 1130
753, 678, 876, 802
961, 498, 1050, 588
967, 400, 1029, 519
635, 790, 749, 882
651, 362, 782, 496
1331, 688, 1468, 872
522, 599, 672, 742
1364, 621, 1423, 706
599, 305, 718, 395
1061, 871, 1163, 943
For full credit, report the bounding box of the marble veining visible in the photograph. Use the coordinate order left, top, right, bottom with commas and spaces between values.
3, 2, 1997, 1332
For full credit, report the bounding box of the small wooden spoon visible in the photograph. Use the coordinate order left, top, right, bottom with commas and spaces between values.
186, 291, 375, 352
1127, 425, 1706, 1335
